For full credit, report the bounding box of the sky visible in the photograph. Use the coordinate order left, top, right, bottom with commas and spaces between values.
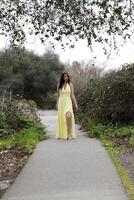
1, 33, 134, 72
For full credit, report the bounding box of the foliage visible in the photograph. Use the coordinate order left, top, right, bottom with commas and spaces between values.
44, 92, 57, 109
0, 120, 46, 149
19, 99, 37, 108
78, 111, 134, 149
0, 97, 42, 137
0, 0, 133, 49
0, 48, 65, 108
0, 112, 7, 129
113, 126, 134, 138
0, 111, 12, 137
78, 64, 134, 125
3, 98, 37, 129
77, 112, 113, 138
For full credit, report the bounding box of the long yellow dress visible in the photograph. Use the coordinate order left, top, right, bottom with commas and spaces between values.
56, 83, 76, 139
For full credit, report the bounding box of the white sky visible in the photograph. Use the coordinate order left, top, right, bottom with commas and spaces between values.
1, 34, 134, 72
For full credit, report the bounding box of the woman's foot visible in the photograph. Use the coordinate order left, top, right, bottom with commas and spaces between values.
69, 135, 73, 140
67, 135, 72, 140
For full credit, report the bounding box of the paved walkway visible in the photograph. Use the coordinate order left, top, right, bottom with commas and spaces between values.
2, 110, 130, 200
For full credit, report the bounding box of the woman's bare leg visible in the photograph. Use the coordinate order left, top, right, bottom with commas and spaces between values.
66, 112, 72, 139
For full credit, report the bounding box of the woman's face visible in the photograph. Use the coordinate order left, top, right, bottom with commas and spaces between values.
64, 74, 68, 82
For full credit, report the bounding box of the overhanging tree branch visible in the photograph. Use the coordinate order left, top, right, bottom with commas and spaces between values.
0, 0, 134, 50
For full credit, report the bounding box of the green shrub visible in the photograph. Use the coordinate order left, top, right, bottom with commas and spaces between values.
15, 115, 35, 129
0, 98, 39, 137
129, 133, 134, 146
0, 112, 7, 129
20, 99, 37, 108
43, 93, 56, 109
0, 111, 14, 137
77, 112, 113, 138
113, 126, 134, 138
0, 122, 46, 149
90, 123, 113, 138
78, 64, 134, 125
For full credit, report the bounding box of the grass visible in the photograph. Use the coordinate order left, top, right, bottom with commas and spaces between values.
0, 121, 47, 150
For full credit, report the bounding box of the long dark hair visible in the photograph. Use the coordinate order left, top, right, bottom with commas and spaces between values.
59, 72, 70, 90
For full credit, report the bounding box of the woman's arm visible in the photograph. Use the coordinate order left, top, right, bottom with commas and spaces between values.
56, 83, 60, 110
70, 83, 78, 111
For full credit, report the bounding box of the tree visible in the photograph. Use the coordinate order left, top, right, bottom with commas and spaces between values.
0, 48, 65, 108
0, 0, 134, 50
66, 60, 105, 98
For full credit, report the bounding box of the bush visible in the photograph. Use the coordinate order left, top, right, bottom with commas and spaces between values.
78, 64, 134, 125
129, 135, 134, 146
0, 112, 7, 129
77, 112, 113, 138
0, 123, 46, 149
43, 92, 56, 109
113, 126, 134, 138
0, 98, 39, 137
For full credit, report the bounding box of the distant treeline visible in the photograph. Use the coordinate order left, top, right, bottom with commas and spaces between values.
0, 48, 65, 108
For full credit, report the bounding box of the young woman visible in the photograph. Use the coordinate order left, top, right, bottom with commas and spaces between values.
56, 72, 78, 140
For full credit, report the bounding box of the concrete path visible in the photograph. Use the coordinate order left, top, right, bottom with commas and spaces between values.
2, 110, 130, 200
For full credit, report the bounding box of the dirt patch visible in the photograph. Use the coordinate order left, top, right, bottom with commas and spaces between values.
0, 148, 27, 198
107, 134, 130, 147
118, 148, 134, 183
